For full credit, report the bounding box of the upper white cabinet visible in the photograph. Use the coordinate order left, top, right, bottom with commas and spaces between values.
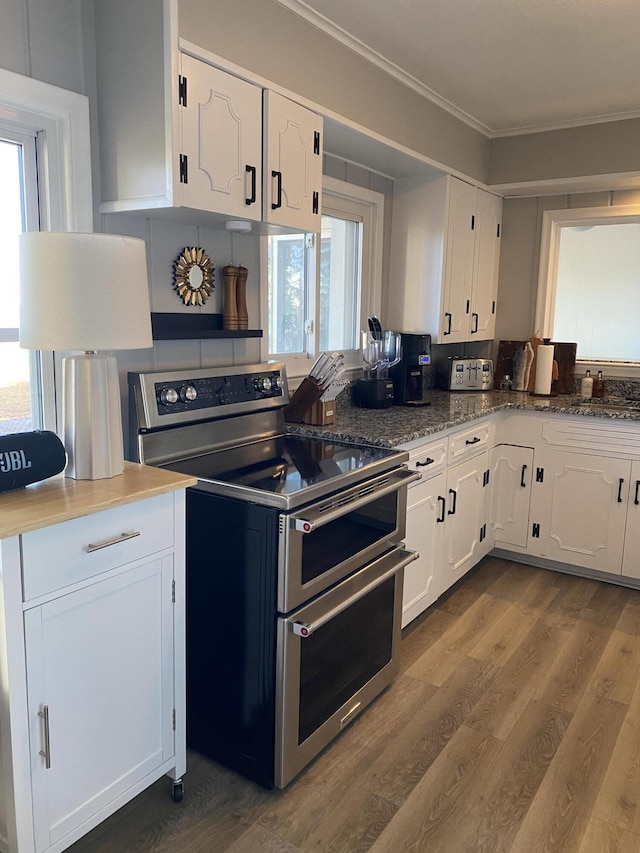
180, 53, 262, 220
264, 91, 323, 233
388, 175, 502, 342
93, 0, 322, 230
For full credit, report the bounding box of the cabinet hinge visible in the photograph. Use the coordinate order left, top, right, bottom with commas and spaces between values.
471, 214, 475, 231
536, 467, 544, 483
312, 191, 319, 215
172, 579, 176, 603
492, 300, 496, 314
178, 74, 187, 107
532, 522, 540, 538
172, 709, 176, 731
179, 154, 188, 184
479, 523, 487, 542
497, 223, 501, 238
483, 469, 490, 487
466, 299, 470, 314
314, 130, 320, 155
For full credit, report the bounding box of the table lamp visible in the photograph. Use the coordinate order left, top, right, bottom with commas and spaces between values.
18, 232, 153, 480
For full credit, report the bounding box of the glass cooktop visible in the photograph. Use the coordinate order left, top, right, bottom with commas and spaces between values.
162, 434, 406, 510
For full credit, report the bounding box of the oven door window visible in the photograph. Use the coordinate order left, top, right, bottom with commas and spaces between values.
300, 489, 398, 586
298, 576, 393, 743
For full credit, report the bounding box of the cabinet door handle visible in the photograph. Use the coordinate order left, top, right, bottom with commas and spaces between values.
416, 457, 434, 467
521, 464, 527, 487
271, 170, 282, 210
471, 312, 479, 333
85, 531, 141, 553
635, 480, 640, 506
618, 478, 624, 503
465, 437, 481, 445
245, 164, 256, 205
444, 312, 452, 335
437, 496, 446, 523
38, 705, 51, 769
448, 488, 457, 516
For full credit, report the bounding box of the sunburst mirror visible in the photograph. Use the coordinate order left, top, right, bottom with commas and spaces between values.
173, 247, 214, 306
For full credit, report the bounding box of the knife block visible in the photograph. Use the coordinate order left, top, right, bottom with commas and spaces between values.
300, 399, 336, 426
284, 377, 324, 423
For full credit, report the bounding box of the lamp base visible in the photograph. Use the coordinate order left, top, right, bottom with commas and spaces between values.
63, 353, 124, 480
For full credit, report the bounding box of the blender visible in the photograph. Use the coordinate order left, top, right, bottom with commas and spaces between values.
353, 329, 402, 408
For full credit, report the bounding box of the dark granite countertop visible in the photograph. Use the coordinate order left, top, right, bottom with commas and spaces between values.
285, 390, 640, 448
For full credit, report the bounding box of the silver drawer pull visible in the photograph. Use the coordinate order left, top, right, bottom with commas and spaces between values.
38, 705, 51, 769
85, 531, 141, 553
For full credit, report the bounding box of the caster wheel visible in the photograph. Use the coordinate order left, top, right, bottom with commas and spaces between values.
171, 780, 184, 803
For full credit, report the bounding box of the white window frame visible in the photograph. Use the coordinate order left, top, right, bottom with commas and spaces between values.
0, 68, 93, 431
262, 175, 384, 379
536, 203, 640, 377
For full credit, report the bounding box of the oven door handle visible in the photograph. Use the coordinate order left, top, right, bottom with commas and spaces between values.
291, 467, 420, 533
291, 548, 418, 637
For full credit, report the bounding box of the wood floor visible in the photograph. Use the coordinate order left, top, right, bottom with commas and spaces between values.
69, 556, 640, 852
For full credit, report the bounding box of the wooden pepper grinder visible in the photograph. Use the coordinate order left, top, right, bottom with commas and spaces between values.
222, 265, 239, 330
235, 265, 249, 330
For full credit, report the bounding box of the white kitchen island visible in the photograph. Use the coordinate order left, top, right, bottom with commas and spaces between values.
0, 463, 196, 853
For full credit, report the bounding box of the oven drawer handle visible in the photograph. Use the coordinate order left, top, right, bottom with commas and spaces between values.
291, 549, 418, 637
292, 467, 420, 533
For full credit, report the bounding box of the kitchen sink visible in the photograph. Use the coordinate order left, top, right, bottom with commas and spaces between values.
572, 398, 640, 412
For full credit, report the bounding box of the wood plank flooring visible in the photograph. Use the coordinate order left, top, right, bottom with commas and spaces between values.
69, 556, 640, 852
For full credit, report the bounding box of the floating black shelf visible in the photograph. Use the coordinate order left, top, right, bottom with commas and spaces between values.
151, 313, 263, 341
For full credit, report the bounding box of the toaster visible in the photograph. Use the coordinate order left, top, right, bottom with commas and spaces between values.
436, 357, 493, 391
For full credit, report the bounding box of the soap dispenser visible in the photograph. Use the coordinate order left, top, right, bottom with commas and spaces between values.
592, 370, 605, 398
580, 369, 594, 399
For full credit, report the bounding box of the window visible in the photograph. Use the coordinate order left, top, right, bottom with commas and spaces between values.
0, 69, 93, 434
0, 130, 42, 434
537, 204, 640, 373
265, 177, 384, 374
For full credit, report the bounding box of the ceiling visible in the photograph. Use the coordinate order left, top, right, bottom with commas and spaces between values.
276, 0, 640, 137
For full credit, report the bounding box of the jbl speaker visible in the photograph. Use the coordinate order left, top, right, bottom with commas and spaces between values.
0, 431, 67, 493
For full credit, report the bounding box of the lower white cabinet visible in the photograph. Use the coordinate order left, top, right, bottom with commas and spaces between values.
528, 449, 629, 575
622, 461, 640, 578
491, 444, 534, 549
0, 485, 188, 853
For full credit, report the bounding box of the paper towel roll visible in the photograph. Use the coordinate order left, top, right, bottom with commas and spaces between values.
534, 344, 554, 395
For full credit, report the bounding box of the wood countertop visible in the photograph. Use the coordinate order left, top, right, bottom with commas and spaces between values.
0, 462, 197, 540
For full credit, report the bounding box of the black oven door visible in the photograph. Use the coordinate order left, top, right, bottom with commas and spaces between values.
278, 466, 418, 612
274, 546, 416, 788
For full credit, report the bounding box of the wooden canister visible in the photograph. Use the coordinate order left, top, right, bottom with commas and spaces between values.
222, 265, 239, 330
235, 265, 249, 330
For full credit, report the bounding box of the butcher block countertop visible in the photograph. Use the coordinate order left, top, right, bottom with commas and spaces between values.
0, 462, 197, 540
286, 390, 640, 448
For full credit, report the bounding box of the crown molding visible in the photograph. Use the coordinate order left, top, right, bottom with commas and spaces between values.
273, 0, 492, 137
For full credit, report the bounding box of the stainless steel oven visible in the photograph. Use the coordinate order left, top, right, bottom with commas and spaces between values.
128, 363, 418, 789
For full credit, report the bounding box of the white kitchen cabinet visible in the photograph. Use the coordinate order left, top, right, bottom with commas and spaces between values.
388, 174, 502, 343
94, 0, 322, 231
401, 439, 447, 627
263, 90, 323, 233
0, 477, 189, 853
527, 448, 629, 575
490, 444, 534, 549
179, 53, 262, 220
622, 461, 640, 578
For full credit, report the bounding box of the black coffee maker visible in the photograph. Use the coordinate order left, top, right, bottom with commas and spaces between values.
390, 333, 432, 406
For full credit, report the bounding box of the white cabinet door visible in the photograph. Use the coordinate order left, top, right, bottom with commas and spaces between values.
402, 471, 446, 627
442, 450, 489, 592
491, 444, 534, 548
528, 449, 629, 575
622, 461, 640, 579
263, 90, 322, 232
471, 189, 502, 341
180, 54, 262, 220
26, 557, 175, 852
441, 177, 476, 344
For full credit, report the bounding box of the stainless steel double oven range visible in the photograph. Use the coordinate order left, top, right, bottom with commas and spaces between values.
129, 363, 418, 788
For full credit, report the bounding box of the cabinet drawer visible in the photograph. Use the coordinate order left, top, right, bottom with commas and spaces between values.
22, 494, 174, 601
448, 420, 493, 465
407, 438, 447, 483
541, 417, 640, 458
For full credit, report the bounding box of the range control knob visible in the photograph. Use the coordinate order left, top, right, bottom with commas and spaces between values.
254, 376, 273, 392
160, 387, 178, 405
274, 375, 285, 391
180, 384, 197, 402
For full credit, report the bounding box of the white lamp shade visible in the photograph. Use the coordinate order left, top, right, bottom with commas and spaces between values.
19, 231, 153, 351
